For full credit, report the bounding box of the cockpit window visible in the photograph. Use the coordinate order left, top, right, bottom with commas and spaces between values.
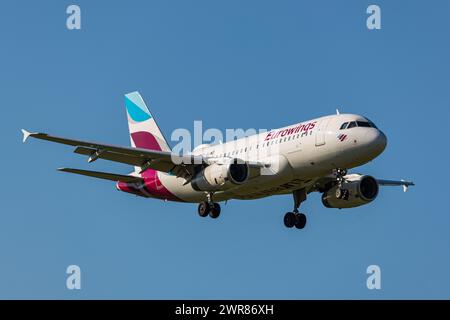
356, 121, 371, 128
341, 119, 378, 130
347, 121, 357, 129
365, 118, 378, 129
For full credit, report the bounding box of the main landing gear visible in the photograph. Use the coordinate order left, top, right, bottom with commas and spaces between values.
198, 201, 221, 218
284, 189, 307, 229
334, 168, 349, 200
197, 193, 221, 219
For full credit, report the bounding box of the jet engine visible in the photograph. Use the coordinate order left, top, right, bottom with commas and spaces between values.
191, 162, 249, 191
321, 174, 379, 209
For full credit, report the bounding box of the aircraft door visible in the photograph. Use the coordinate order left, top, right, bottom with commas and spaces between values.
315, 118, 331, 147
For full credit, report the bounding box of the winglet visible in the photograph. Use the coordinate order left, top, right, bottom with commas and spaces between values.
21, 129, 32, 143
401, 179, 416, 192
402, 180, 409, 193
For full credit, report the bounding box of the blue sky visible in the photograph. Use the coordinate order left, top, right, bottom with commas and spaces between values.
1, 0, 449, 299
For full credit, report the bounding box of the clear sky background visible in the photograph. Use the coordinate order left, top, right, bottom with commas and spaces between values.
1, 0, 449, 299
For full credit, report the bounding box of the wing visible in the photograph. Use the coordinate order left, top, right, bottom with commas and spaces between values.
311, 172, 414, 193
377, 179, 415, 192
22, 129, 204, 178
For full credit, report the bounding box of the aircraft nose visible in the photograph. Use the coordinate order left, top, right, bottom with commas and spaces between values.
364, 129, 387, 156
376, 130, 387, 151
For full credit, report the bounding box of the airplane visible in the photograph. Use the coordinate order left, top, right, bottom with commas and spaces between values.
21, 91, 414, 230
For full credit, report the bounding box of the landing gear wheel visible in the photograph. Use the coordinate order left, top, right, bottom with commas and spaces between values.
198, 201, 210, 217
209, 203, 221, 219
284, 212, 296, 228
294, 213, 307, 229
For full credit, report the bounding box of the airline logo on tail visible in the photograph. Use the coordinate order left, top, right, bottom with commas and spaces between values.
125, 91, 171, 152
125, 92, 152, 122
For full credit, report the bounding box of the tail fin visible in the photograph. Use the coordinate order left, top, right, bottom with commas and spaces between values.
125, 91, 171, 152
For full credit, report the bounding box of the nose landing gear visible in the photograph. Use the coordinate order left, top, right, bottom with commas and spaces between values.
334, 168, 349, 200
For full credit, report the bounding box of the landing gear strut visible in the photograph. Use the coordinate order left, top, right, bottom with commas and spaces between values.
197, 193, 221, 219
284, 189, 307, 229
334, 168, 348, 186
334, 168, 349, 200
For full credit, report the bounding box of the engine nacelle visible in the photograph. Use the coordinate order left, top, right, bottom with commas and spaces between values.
191, 162, 249, 191
322, 174, 379, 209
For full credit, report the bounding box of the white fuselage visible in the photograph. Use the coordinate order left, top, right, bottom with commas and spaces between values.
158, 114, 387, 202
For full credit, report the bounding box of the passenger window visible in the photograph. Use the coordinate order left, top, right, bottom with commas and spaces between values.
347, 122, 357, 129
340, 122, 348, 130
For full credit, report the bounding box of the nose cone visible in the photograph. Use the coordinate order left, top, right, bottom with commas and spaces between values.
377, 130, 388, 151
364, 129, 387, 157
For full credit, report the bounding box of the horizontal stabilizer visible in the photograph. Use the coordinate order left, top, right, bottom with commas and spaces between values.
58, 168, 143, 183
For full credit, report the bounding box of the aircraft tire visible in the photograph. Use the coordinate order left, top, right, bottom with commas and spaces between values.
294, 213, 307, 229
284, 212, 296, 228
209, 203, 221, 219
198, 201, 210, 217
